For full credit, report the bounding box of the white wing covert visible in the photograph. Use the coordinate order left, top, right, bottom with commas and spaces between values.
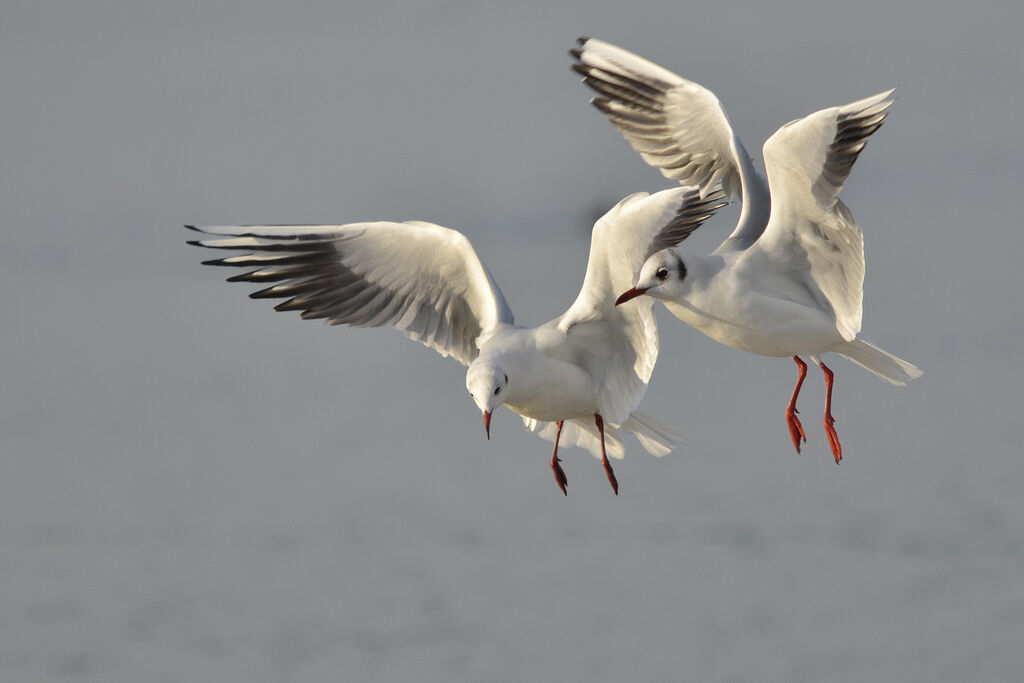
188, 221, 514, 365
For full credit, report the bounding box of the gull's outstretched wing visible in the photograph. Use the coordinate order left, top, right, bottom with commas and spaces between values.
188, 221, 514, 365
762, 89, 895, 213
571, 37, 770, 249
559, 186, 725, 423
562, 186, 726, 324
757, 90, 896, 341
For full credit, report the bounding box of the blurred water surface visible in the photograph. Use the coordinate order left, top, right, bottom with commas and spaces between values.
2, 2, 1022, 681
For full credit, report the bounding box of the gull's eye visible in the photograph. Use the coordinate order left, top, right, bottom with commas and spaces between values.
656, 267, 670, 280
494, 387, 501, 395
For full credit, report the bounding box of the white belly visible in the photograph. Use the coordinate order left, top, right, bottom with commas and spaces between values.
506, 356, 599, 421
664, 292, 842, 358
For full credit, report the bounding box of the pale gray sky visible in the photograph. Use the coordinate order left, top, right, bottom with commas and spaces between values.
3, 1, 1022, 681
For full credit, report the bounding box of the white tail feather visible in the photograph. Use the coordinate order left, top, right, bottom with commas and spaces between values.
837, 337, 922, 385
522, 411, 680, 460
621, 411, 681, 456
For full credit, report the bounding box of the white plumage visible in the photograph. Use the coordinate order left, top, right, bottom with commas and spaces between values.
189, 185, 725, 493
576, 37, 921, 463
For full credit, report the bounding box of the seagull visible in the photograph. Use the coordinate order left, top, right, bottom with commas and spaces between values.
573, 37, 921, 463
187, 185, 725, 493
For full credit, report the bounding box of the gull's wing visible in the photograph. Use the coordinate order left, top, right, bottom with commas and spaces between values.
756, 89, 896, 341
558, 186, 725, 423
762, 89, 895, 213
571, 38, 770, 249
562, 186, 727, 323
572, 38, 746, 198
188, 221, 514, 365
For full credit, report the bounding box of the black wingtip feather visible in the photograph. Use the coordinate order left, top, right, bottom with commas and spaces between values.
226, 271, 257, 282
583, 75, 661, 110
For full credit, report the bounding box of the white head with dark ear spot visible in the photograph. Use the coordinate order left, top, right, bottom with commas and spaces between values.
465, 361, 509, 439
616, 249, 688, 305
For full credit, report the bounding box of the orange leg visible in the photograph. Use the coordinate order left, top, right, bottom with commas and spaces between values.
785, 356, 809, 453
594, 414, 618, 495
819, 362, 842, 463
550, 420, 568, 496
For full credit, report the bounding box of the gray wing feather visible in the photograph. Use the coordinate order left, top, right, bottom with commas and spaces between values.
759, 91, 895, 340
643, 187, 728, 259
188, 222, 514, 366
812, 90, 895, 209
572, 37, 771, 251
572, 37, 746, 201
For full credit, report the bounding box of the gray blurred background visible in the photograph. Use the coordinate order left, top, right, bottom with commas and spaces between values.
3, 1, 1022, 681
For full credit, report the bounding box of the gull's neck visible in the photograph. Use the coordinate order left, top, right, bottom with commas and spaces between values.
717, 142, 772, 253
679, 252, 726, 293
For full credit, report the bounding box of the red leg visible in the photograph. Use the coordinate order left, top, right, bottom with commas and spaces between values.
819, 361, 842, 463
786, 356, 809, 453
594, 414, 618, 495
550, 420, 568, 496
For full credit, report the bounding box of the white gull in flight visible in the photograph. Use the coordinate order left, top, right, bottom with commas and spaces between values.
188, 185, 725, 493
574, 37, 921, 462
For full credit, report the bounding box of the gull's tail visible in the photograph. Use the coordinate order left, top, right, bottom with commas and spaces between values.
522, 411, 680, 460
838, 337, 922, 385
621, 411, 680, 456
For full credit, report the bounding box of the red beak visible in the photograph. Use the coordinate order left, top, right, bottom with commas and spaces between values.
484, 410, 491, 440
615, 287, 648, 306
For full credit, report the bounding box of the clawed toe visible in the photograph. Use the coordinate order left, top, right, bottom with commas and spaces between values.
549, 420, 568, 495
819, 362, 842, 463
551, 457, 568, 496
594, 414, 619, 495
603, 458, 619, 495
824, 415, 842, 464
786, 356, 809, 455
786, 408, 808, 454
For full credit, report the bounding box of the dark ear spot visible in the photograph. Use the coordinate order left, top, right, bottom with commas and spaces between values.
675, 253, 687, 280
504, 373, 508, 383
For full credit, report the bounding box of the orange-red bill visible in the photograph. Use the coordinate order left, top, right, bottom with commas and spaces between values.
615, 287, 648, 306
484, 410, 491, 440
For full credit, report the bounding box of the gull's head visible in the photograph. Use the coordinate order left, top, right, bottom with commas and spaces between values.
465, 362, 509, 440
616, 249, 687, 306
